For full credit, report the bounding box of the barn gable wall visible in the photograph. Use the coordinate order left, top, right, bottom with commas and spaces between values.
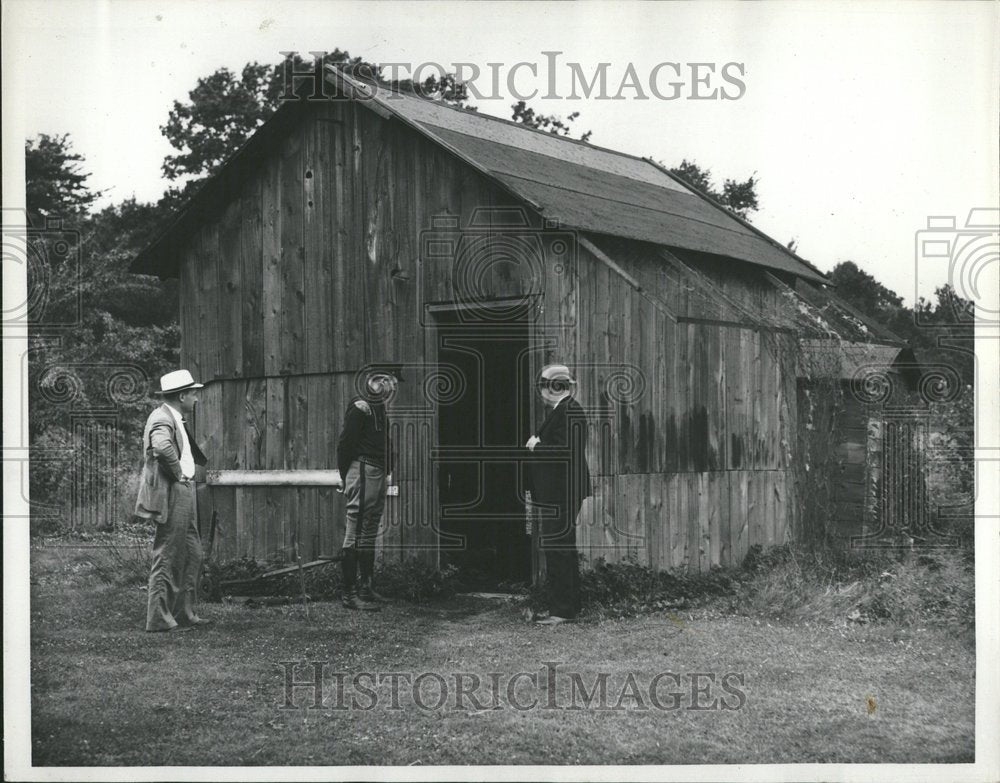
178, 100, 539, 565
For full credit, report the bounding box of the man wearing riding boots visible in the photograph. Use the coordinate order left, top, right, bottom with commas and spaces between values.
334, 364, 403, 611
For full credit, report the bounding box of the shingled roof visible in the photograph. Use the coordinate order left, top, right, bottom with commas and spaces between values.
354, 79, 826, 284
132, 67, 827, 284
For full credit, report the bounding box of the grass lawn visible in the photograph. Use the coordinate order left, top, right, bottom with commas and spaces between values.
29, 544, 975, 766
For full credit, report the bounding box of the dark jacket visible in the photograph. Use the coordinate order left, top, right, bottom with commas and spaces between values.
336, 397, 392, 478
525, 396, 592, 511
134, 404, 207, 523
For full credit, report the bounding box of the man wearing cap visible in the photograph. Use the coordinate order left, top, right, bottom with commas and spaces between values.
525, 363, 592, 624
135, 369, 209, 632
334, 364, 403, 611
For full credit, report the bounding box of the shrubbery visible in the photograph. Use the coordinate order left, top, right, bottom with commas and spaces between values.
373, 559, 461, 603
558, 544, 974, 632
725, 544, 974, 633
576, 555, 735, 619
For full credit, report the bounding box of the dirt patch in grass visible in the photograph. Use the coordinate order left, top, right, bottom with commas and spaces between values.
28, 543, 974, 766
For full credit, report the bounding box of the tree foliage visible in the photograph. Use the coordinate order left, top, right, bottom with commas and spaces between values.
828, 261, 975, 387
161, 50, 476, 181
667, 159, 760, 220
25, 134, 101, 222
25, 135, 180, 531
160, 61, 282, 181
510, 100, 592, 142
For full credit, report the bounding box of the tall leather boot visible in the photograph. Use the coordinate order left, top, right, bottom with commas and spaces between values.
358, 549, 386, 603
341, 547, 379, 612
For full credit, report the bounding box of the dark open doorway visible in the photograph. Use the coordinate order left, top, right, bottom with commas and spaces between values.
433, 306, 533, 589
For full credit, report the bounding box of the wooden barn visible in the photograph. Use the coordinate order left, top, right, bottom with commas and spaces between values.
131, 68, 918, 582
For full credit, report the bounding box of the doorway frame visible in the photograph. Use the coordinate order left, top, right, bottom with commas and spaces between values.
424, 294, 544, 582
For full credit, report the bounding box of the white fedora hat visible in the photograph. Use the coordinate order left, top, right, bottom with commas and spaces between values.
156, 369, 204, 395
540, 363, 577, 383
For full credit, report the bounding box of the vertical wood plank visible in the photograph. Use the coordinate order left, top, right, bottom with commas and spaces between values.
731, 470, 749, 565
234, 487, 247, 558
262, 154, 281, 376
244, 379, 267, 470
677, 322, 690, 471
751, 329, 763, 468
664, 316, 678, 473
303, 112, 332, 374
719, 471, 732, 566
286, 375, 308, 472
218, 197, 243, 378
708, 471, 722, 568
211, 487, 236, 562
678, 473, 691, 571
748, 470, 762, 550
697, 472, 710, 573
330, 104, 348, 371
241, 175, 264, 377
265, 377, 285, 470
279, 130, 305, 375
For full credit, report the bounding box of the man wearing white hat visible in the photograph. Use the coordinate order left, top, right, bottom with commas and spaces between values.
524, 363, 592, 624
135, 369, 209, 632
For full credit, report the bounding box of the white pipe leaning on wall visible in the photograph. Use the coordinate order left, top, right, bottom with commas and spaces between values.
206, 470, 342, 487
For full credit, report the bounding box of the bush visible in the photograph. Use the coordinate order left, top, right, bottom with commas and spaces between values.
374, 559, 461, 604
91, 534, 153, 586
856, 551, 974, 629
575, 554, 737, 619
727, 545, 974, 632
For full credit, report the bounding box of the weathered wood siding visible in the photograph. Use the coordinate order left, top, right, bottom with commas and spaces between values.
180, 100, 530, 566
179, 98, 799, 572
546, 238, 798, 571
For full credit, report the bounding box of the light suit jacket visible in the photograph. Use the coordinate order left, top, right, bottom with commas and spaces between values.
134, 404, 207, 523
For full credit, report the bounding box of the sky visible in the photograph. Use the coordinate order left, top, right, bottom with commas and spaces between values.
4, 0, 999, 304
